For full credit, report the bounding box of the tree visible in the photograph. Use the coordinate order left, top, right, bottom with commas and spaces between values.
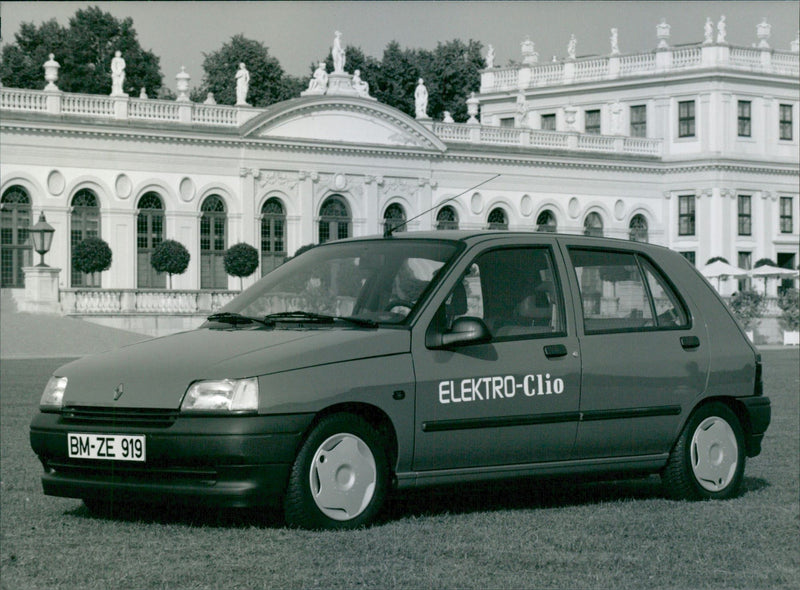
1, 6, 163, 96
198, 35, 285, 107
151, 240, 190, 289
224, 243, 259, 289
754, 258, 776, 268
72, 237, 112, 284
778, 288, 799, 331
706, 256, 729, 264
424, 39, 484, 121
371, 41, 420, 118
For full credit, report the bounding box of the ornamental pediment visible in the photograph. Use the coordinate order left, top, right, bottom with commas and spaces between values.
240, 97, 446, 152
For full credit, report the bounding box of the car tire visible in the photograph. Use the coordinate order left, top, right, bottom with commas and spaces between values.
662, 402, 746, 500
284, 413, 389, 530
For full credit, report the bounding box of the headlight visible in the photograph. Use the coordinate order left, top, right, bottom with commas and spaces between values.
181, 378, 259, 413
40, 376, 68, 411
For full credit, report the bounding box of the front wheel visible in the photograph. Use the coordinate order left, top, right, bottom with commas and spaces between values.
662, 402, 746, 500
284, 413, 389, 529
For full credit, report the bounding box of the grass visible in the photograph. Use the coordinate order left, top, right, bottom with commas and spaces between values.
1, 350, 798, 589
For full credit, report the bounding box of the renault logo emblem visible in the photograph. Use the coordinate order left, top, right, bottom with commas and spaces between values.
113, 383, 124, 401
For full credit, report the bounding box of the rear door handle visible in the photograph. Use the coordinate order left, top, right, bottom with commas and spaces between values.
544, 344, 568, 358
680, 336, 700, 350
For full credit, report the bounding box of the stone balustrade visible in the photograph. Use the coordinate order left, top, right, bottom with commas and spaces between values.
61, 288, 239, 315
481, 44, 799, 93
431, 122, 662, 156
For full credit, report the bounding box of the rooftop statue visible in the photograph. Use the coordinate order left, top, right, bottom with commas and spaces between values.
111, 51, 126, 96
656, 18, 671, 49
757, 18, 771, 49
333, 31, 346, 74
717, 15, 727, 44
485, 45, 495, 69
43, 53, 60, 91
305, 62, 329, 95
442, 111, 454, 123
610, 28, 619, 55
139, 87, 148, 99
415, 78, 429, 119
352, 70, 370, 98
704, 18, 713, 44
235, 63, 250, 105
567, 34, 577, 60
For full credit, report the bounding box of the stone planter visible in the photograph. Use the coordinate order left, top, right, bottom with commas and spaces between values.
783, 330, 800, 346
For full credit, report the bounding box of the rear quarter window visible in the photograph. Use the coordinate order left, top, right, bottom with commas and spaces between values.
568, 248, 689, 334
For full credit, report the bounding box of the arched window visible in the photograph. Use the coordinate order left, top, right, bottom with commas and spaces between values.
1, 186, 32, 287
261, 198, 286, 275
487, 207, 508, 230
137, 192, 165, 288
629, 214, 649, 243
583, 212, 604, 237
536, 209, 557, 233
436, 206, 459, 230
200, 195, 227, 289
383, 203, 406, 233
70, 189, 101, 287
319, 196, 350, 243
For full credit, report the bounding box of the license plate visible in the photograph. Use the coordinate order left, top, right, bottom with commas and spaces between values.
68, 433, 146, 462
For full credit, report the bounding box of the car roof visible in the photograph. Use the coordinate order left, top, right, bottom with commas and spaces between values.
333, 230, 673, 254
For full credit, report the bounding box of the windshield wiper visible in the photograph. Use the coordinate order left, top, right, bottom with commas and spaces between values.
207, 312, 274, 328
264, 311, 378, 329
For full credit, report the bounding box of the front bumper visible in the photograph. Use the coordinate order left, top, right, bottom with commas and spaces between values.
30, 412, 314, 508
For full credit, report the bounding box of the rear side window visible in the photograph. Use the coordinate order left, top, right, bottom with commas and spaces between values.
569, 249, 688, 334
441, 247, 566, 339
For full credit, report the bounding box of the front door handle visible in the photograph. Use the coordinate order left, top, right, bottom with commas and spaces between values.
544, 344, 568, 358
680, 336, 700, 350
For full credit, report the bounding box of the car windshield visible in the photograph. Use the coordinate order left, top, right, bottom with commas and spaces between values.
221, 239, 460, 325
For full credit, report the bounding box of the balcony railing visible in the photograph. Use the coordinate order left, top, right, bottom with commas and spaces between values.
481, 44, 799, 93
61, 289, 239, 315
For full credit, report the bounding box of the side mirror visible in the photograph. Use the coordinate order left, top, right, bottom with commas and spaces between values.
433, 317, 491, 348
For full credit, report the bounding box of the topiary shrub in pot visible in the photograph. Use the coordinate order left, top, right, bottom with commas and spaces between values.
224, 242, 259, 290
72, 237, 112, 286
151, 240, 190, 289
778, 288, 799, 345
728, 290, 765, 341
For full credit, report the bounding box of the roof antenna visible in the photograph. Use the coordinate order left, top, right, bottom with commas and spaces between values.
384, 174, 501, 237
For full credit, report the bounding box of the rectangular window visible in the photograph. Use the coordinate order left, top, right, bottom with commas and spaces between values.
738, 100, 752, 137
541, 114, 556, 131
678, 195, 695, 236
585, 109, 601, 135
499, 117, 515, 128
780, 104, 793, 140
738, 251, 752, 291
630, 105, 647, 138
738, 195, 752, 236
679, 251, 696, 265
678, 100, 695, 138
569, 249, 688, 333
780, 197, 793, 233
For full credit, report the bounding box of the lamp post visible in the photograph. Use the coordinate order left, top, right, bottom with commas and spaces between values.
29, 211, 55, 267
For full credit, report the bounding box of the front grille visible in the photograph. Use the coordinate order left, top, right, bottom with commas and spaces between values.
61, 406, 179, 428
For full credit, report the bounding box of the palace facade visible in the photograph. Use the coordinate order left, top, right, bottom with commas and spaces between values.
1, 23, 798, 297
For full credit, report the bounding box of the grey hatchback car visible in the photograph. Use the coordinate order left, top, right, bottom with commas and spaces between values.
30, 232, 770, 529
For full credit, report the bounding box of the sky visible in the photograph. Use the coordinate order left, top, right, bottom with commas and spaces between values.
2, 1, 798, 91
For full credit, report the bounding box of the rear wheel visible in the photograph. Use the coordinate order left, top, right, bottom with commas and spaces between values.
284, 413, 389, 529
662, 402, 746, 500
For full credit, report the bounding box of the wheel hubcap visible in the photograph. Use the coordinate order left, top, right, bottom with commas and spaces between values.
309, 433, 376, 521
690, 416, 738, 492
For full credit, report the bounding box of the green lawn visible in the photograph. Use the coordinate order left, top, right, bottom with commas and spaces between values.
2, 350, 798, 589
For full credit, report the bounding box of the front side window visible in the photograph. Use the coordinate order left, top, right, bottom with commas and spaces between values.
678, 100, 695, 138
438, 247, 565, 339
228, 239, 460, 325
569, 248, 688, 333
630, 105, 647, 138
678, 195, 695, 236
738, 100, 752, 137
780, 104, 793, 140
738, 195, 752, 236
780, 197, 793, 233
585, 109, 601, 135
541, 114, 556, 131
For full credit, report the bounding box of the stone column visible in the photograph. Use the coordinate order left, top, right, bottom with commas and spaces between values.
297, 171, 317, 247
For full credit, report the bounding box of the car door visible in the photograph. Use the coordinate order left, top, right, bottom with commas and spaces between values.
411, 238, 581, 471
561, 242, 710, 459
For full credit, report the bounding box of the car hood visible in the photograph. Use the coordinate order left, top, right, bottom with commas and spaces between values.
56, 326, 410, 409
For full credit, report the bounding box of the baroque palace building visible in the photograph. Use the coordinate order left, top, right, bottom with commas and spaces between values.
1, 21, 798, 296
